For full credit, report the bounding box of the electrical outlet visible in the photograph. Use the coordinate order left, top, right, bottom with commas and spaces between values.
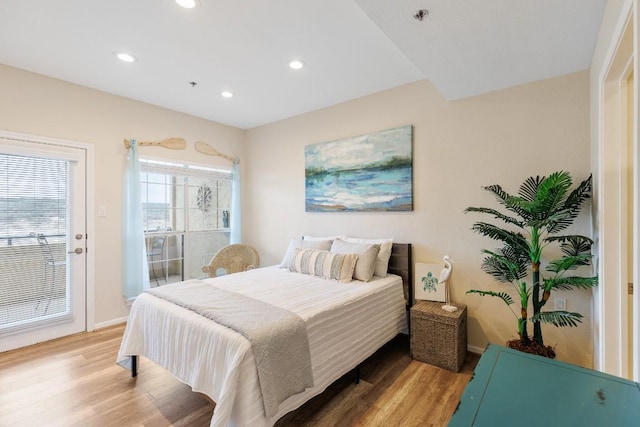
554, 297, 566, 311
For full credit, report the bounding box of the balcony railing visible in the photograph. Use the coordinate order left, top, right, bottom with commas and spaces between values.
0, 233, 64, 247
0, 236, 67, 327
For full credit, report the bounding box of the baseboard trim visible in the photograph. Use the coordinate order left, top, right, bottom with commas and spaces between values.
468, 344, 486, 355
92, 316, 128, 331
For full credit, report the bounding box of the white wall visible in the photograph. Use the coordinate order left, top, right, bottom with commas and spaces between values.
0, 62, 595, 366
0, 64, 245, 327
245, 74, 594, 366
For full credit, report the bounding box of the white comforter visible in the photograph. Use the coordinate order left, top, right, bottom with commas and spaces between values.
117, 266, 407, 426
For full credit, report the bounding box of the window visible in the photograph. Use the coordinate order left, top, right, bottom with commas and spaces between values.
140, 159, 232, 284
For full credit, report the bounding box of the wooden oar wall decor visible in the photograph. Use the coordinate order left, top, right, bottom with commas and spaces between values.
123, 138, 187, 150
194, 141, 236, 163
122, 138, 235, 163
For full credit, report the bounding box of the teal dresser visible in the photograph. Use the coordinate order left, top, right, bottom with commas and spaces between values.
449, 344, 640, 426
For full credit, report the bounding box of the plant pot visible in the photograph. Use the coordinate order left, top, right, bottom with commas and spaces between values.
507, 339, 556, 359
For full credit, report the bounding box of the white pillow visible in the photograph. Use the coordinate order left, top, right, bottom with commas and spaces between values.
280, 238, 332, 268
343, 237, 393, 277
290, 248, 358, 283
330, 239, 380, 282
302, 234, 346, 241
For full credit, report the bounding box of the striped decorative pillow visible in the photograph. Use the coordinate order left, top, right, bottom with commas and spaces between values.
330, 239, 380, 282
290, 248, 358, 283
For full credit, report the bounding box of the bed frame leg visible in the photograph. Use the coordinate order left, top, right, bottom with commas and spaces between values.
131, 355, 138, 377
354, 365, 360, 384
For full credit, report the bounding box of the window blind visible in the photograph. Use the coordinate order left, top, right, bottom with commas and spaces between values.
0, 153, 70, 332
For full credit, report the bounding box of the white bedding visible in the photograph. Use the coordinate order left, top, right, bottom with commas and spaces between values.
117, 265, 407, 427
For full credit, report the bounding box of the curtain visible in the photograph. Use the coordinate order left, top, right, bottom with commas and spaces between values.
230, 158, 241, 244
122, 139, 150, 300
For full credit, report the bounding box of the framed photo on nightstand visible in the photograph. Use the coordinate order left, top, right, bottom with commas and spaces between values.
414, 262, 445, 302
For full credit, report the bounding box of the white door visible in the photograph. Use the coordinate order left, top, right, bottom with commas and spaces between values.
0, 135, 86, 352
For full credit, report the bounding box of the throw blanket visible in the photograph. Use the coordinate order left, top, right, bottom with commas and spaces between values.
146, 280, 314, 417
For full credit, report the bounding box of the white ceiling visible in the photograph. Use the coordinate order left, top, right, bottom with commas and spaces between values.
0, 0, 607, 130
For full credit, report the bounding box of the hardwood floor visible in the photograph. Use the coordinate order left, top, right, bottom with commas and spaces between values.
0, 325, 478, 427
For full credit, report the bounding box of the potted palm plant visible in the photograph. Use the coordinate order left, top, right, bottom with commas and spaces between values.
465, 171, 598, 357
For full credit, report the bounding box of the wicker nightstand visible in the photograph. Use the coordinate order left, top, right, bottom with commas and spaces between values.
410, 300, 467, 372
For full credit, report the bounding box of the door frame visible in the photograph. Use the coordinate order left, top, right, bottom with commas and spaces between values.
595, 1, 638, 380
0, 129, 95, 333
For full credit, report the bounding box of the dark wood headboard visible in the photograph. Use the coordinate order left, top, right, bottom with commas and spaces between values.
388, 243, 413, 308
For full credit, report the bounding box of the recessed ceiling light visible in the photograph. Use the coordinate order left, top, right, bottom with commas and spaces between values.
289, 59, 305, 70
221, 91, 234, 98
114, 51, 138, 63
176, 0, 197, 8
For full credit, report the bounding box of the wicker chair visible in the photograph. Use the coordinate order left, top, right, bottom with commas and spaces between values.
202, 244, 260, 277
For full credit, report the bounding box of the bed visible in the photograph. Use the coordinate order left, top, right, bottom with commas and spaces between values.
117, 243, 412, 427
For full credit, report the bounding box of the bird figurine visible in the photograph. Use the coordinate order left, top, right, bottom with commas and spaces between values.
439, 255, 457, 312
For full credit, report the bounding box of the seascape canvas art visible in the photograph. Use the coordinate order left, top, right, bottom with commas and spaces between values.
305, 125, 413, 212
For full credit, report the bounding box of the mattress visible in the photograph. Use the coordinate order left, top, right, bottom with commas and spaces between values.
117, 265, 407, 426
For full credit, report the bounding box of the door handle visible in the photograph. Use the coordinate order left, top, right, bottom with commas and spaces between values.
68, 247, 84, 254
